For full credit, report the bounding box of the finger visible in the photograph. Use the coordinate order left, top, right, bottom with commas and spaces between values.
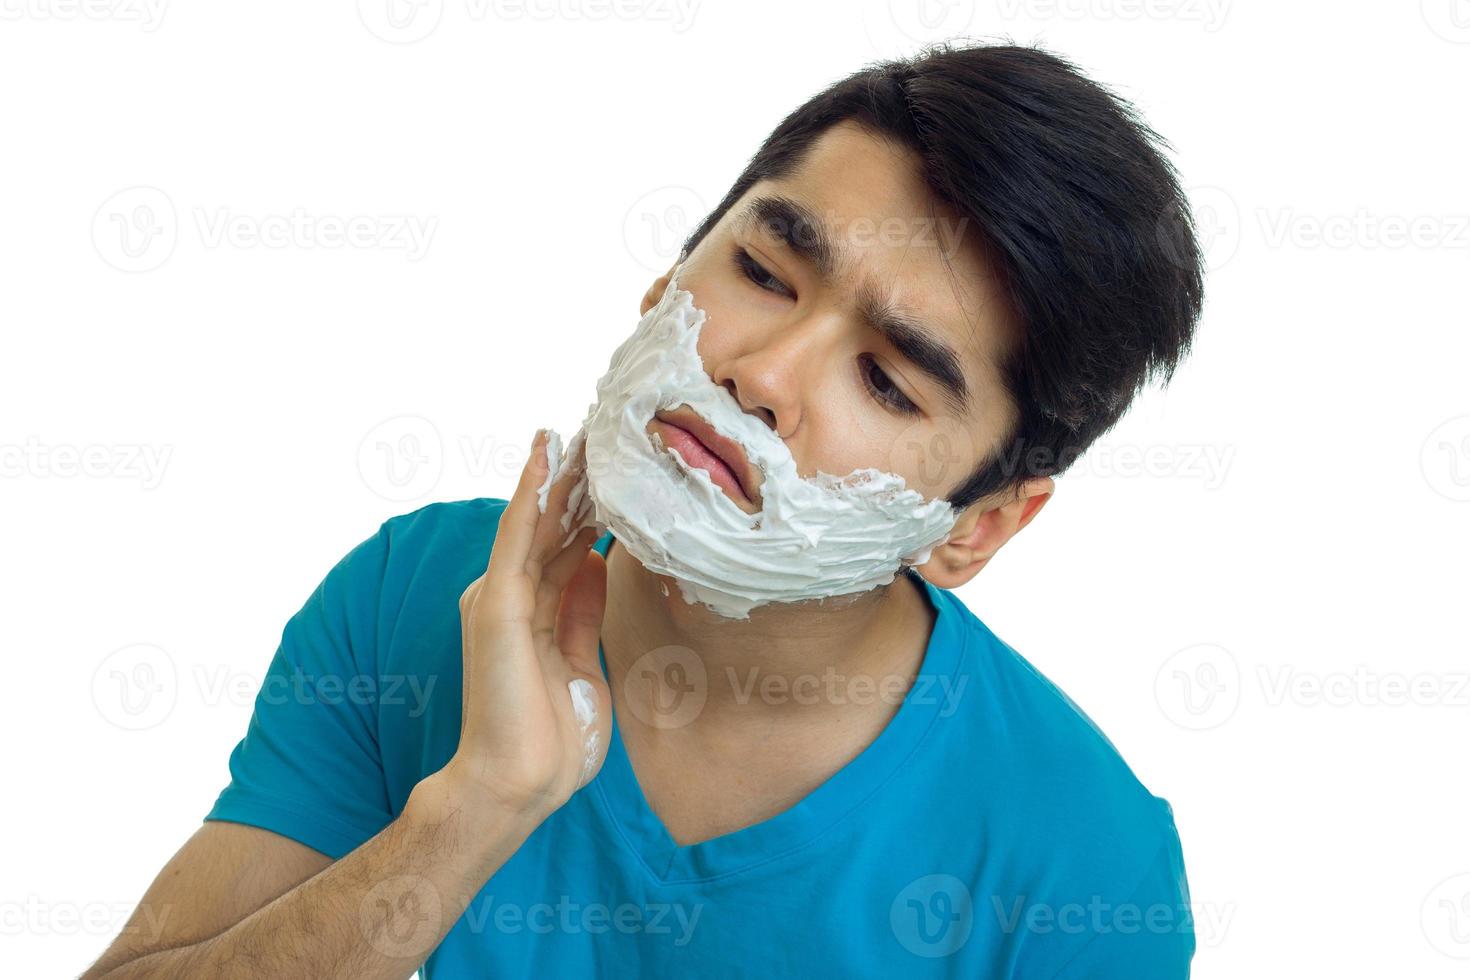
529, 433, 588, 561
555, 547, 608, 678
532, 525, 601, 641
484, 428, 552, 599
550, 425, 588, 488
551, 429, 593, 541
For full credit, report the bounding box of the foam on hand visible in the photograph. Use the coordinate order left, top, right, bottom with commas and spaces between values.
535, 428, 564, 514
568, 677, 600, 789
538, 261, 959, 620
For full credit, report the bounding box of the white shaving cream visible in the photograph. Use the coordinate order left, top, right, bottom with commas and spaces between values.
567, 677, 600, 788
535, 428, 563, 514
537, 261, 959, 620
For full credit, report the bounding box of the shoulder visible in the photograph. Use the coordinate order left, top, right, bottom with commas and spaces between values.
931, 589, 1189, 896
944, 592, 1173, 823
361, 497, 513, 620
378, 496, 511, 551
927, 595, 1195, 971
371, 497, 511, 574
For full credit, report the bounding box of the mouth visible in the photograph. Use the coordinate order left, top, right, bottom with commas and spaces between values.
650, 407, 763, 512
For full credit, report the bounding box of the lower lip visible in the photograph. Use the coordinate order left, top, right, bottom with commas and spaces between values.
654, 420, 748, 503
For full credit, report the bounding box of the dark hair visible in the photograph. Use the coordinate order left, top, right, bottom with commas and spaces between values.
678, 41, 1205, 510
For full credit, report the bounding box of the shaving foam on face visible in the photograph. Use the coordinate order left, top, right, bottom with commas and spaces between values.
540, 261, 959, 620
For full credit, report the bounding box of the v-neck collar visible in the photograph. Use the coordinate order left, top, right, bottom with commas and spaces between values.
586, 527, 967, 884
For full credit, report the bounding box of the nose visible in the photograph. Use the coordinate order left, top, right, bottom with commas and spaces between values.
711, 313, 834, 440
719, 378, 776, 431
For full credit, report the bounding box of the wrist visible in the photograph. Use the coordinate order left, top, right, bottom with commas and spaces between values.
392, 772, 548, 916
407, 763, 554, 844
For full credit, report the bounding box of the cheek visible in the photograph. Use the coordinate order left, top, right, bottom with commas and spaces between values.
790, 384, 906, 482
676, 275, 744, 366
800, 398, 970, 498
886, 416, 981, 499
692, 314, 735, 368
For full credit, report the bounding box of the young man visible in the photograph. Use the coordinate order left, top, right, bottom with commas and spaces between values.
86, 42, 1203, 979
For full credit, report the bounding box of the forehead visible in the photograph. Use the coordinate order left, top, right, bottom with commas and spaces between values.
724, 120, 1021, 426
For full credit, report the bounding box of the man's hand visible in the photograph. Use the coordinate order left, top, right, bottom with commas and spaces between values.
81, 429, 613, 980
431, 427, 611, 825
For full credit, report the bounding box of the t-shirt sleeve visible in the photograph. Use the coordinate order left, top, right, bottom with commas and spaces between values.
1045, 804, 1196, 979
202, 521, 396, 860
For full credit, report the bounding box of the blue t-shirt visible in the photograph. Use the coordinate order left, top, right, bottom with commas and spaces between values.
205, 498, 1193, 977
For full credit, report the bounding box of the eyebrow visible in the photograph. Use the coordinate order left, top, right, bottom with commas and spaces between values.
734, 194, 973, 418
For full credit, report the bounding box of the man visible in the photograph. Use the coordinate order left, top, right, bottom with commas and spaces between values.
85, 41, 1203, 978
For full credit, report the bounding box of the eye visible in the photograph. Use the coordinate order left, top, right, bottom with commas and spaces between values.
859, 354, 921, 417
732, 246, 795, 299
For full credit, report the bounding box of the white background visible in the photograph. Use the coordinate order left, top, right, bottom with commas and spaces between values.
3, 1, 1468, 976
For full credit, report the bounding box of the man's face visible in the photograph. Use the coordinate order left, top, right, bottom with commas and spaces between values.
649, 120, 1021, 515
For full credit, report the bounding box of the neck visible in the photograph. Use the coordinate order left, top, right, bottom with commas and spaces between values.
600, 536, 937, 738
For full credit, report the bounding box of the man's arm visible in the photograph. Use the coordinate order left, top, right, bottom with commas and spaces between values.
80, 821, 329, 977
80, 773, 539, 980
85, 430, 611, 978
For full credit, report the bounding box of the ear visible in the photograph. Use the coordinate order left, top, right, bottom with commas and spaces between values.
912, 476, 1054, 590
640, 265, 677, 316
